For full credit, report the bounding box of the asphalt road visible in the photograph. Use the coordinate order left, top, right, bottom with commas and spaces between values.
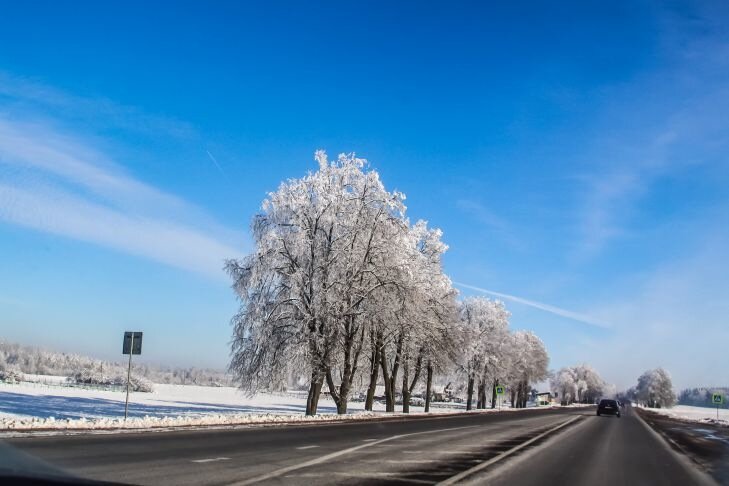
0, 405, 717, 485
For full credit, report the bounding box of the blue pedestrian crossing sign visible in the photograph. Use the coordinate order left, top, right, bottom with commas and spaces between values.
495, 385, 505, 396
712, 393, 724, 405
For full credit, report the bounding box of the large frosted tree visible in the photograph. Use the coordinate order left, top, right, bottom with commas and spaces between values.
635, 368, 676, 408
226, 151, 458, 415
456, 297, 510, 411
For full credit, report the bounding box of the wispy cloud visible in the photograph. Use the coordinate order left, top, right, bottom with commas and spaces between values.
0, 181, 241, 279
453, 281, 609, 328
0, 110, 244, 280
585, 224, 729, 389
573, 4, 729, 260
455, 199, 524, 250
0, 71, 195, 139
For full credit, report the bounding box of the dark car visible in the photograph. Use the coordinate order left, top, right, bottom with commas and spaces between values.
597, 399, 621, 418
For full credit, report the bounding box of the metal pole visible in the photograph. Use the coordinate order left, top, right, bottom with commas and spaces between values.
124, 333, 134, 421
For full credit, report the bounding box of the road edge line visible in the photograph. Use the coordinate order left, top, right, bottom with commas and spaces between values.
437, 415, 581, 485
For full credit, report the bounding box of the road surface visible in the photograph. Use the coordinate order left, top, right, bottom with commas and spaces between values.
0, 405, 717, 485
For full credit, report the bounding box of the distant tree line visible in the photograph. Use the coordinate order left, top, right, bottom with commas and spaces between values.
0, 341, 233, 390
678, 387, 728, 408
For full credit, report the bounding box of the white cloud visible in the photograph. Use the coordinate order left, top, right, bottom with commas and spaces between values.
0, 71, 195, 138
0, 115, 244, 280
573, 6, 729, 260
0, 182, 241, 279
586, 228, 729, 390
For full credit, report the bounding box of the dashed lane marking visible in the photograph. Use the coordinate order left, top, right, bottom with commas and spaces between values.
296, 445, 320, 450
191, 457, 230, 463
230, 424, 478, 485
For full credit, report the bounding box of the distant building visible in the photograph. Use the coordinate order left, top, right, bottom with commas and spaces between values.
536, 392, 553, 406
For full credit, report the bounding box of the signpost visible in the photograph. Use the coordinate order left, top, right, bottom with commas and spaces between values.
712, 393, 724, 421
122, 332, 143, 420
495, 385, 505, 411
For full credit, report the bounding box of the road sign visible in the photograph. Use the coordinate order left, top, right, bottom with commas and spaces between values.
495, 385, 505, 396
712, 393, 724, 405
123, 332, 143, 355
122, 331, 143, 420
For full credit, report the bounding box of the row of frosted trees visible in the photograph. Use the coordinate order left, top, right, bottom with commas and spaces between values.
227, 152, 548, 415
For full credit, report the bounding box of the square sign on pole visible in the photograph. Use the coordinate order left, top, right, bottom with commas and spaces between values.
123, 332, 143, 355
495, 385, 505, 411
122, 331, 143, 421
712, 393, 724, 421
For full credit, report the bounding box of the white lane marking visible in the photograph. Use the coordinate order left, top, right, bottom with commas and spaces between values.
387, 459, 438, 464
286, 472, 436, 484
437, 416, 581, 485
402, 450, 426, 454
362, 438, 378, 442
191, 457, 230, 463
296, 445, 320, 450
359, 459, 438, 464
230, 424, 478, 485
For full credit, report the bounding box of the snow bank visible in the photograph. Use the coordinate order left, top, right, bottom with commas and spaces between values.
0, 378, 581, 435
641, 404, 729, 426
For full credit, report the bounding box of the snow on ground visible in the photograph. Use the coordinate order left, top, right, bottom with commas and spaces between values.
0, 378, 573, 434
642, 405, 729, 426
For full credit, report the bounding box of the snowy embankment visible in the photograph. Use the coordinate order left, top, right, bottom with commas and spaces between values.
0, 379, 573, 434
640, 404, 729, 426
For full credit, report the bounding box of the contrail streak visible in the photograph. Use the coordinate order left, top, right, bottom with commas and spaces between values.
453, 281, 609, 328
206, 150, 225, 177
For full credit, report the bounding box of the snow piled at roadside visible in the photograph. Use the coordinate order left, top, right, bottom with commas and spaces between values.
0, 379, 588, 435
0, 405, 574, 434
640, 404, 729, 427
0, 410, 383, 433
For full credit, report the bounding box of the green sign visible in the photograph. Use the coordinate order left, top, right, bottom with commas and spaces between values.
495, 385, 505, 396
712, 393, 724, 405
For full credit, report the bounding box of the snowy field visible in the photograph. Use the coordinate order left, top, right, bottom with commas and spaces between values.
0, 378, 480, 433
643, 405, 729, 426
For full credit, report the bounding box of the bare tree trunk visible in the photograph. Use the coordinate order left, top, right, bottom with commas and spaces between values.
380, 351, 394, 413
466, 375, 475, 411
491, 379, 498, 409
425, 361, 433, 413
380, 331, 403, 413
477, 380, 483, 409
402, 351, 423, 414
402, 359, 410, 414
306, 373, 323, 416
365, 330, 382, 411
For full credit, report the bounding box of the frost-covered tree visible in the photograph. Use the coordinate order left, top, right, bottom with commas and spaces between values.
505, 331, 549, 408
227, 151, 429, 415
635, 368, 676, 408
550, 364, 606, 404
455, 297, 510, 411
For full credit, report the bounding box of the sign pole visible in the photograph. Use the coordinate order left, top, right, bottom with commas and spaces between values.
124, 333, 134, 421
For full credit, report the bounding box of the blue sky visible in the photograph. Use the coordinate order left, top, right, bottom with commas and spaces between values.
1, 1, 728, 389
